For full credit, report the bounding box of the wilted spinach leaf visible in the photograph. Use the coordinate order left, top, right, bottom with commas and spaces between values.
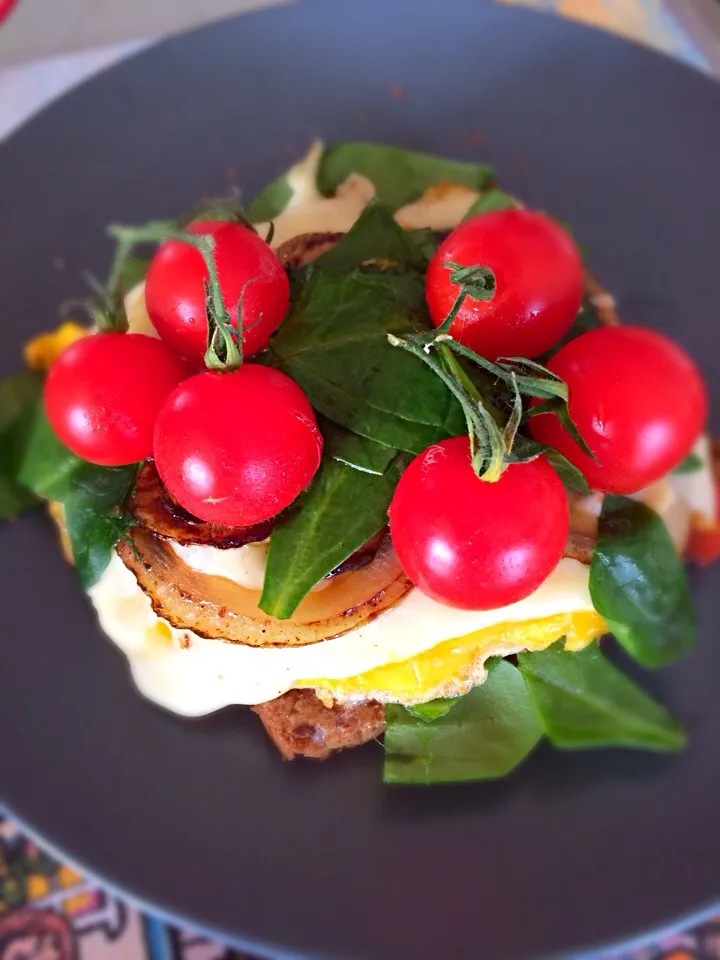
16, 403, 137, 586
590, 495, 696, 668
0, 372, 43, 517
518, 642, 685, 751
318, 141, 495, 211
384, 660, 542, 784
407, 697, 462, 723
320, 419, 396, 475
464, 188, 517, 218
314, 201, 431, 272
260, 453, 406, 619
270, 268, 465, 453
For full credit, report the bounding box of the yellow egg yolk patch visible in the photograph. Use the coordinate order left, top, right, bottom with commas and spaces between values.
303, 610, 606, 703
24, 320, 87, 371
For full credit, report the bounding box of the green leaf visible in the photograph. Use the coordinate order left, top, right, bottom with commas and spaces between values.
0, 475, 38, 517
590, 495, 696, 668
13, 402, 137, 586
246, 142, 494, 221
270, 268, 465, 453
518, 643, 685, 752
0, 372, 43, 517
314, 201, 431, 272
383, 660, 543, 784
317, 141, 495, 211
463, 188, 518, 218
260, 454, 405, 619
320, 418, 396, 475
116, 254, 151, 294
63, 463, 138, 588
16, 403, 86, 500
245, 172, 294, 222
673, 451, 703, 475
0, 371, 43, 434
407, 697, 462, 723
64, 503, 134, 590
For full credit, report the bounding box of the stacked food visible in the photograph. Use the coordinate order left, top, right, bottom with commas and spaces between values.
1, 141, 716, 784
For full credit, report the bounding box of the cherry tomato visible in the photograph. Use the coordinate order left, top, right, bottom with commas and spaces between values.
425, 209, 584, 360
153, 365, 323, 526
388, 437, 569, 609
145, 220, 290, 365
529, 326, 708, 495
44, 333, 188, 467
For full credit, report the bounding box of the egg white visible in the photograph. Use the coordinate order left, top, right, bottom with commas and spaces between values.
89, 552, 599, 714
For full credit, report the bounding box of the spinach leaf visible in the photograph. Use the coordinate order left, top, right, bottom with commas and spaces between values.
0, 373, 43, 517
16, 403, 137, 586
518, 642, 685, 751
0, 372, 42, 434
16, 402, 85, 500
407, 697, 462, 723
64, 502, 134, 590
117, 254, 151, 293
0, 475, 38, 517
320, 419, 396, 475
245, 173, 294, 223
260, 454, 405, 619
590, 495, 696, 667
464, 188, 517, 218
318, 142, 495, 211
60, 462, 138, 589
270, 268, 465, 453
673, 451, 703, 475
246, 142, 493, 221
384, 660, 542, 784
315, 201, 430, 272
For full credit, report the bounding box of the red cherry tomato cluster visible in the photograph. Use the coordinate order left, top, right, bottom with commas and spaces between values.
44, 204, 709, 611
44, 223, 322, 526
398, 208, 708, 608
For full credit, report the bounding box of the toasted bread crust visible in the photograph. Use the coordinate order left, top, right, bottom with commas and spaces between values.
252, 689, 385, 760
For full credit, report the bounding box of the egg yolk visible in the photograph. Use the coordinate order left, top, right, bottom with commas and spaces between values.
302, 610, 606, 704
24, 321, 87, 371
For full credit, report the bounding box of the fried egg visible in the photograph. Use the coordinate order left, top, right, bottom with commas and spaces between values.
89, 551, 605, 714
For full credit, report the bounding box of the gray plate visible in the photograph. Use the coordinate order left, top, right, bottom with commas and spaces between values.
1, 1, 720, 958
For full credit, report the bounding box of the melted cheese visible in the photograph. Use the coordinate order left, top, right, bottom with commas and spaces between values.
88, 553, 604, 714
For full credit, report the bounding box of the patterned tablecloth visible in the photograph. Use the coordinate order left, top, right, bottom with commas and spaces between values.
0, 2, 717, 959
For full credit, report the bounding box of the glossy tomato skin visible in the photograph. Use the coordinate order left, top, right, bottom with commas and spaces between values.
153, 364, 323, 527
145, 220, 290, 365
44, 333, 188, 466
529, 325, 708, 495
388, 437, 569, 610
426, 209, 583, 360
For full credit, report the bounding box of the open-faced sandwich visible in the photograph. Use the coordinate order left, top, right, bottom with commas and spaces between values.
1, 141, 717, 784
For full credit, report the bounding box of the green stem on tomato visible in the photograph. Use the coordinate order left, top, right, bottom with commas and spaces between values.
107, 221, 241, 371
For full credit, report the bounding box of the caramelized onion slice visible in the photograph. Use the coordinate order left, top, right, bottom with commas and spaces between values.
117, 527, 412, 647
129, 460, 273, 549
276, 232, 343, 269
